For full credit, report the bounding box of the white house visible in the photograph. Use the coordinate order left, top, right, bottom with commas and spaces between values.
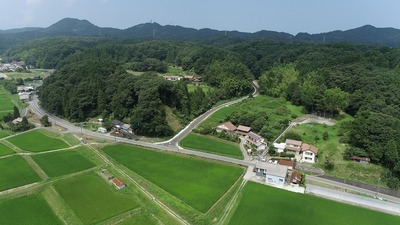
255, 162, 288, 187
301, 143, 318, 163
273, 142, 286, 153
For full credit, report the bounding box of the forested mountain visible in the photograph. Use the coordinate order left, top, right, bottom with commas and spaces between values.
1, 18, 400, 54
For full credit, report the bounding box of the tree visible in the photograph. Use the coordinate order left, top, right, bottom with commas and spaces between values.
40, 115, 52, 127
13, 106, 20, 119
324, 154, 335, 170
323, 131, 329, 140
323, 87, 349, 117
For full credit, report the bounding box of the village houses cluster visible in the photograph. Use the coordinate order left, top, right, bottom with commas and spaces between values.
0, 61, 27, 72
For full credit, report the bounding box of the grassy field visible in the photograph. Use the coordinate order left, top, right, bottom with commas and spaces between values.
290, 114, 386, 186
32, 149, 96, 177
187, 84, 210, 93
0, 156, 41, 191
4, 70, 50, 80
7, 129, 70, 152
180, 133, 243, 158
228, 182, 400, 225
54, 173, 139, 225
102, 144, 243, 213
0, 194, 62, 225
199, 95, 304, 142
0, 142, 15, 156
0, 130, 12, 138
119, 213, 159, 225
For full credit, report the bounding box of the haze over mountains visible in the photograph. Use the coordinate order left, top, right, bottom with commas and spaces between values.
1, 18, 400, 52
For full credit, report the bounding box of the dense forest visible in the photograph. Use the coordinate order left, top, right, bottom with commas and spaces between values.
3, 35, 400, 188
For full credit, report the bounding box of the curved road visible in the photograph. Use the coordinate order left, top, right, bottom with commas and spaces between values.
158, 80, 259, 146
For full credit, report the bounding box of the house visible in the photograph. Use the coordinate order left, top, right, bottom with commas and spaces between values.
235, 125, 251, 136
301, 143, 318, 163
285, 139, 302, 154
350, 156, 370, 164
12, 117, 22, 125
216, 121, 237, 133
164, 76, 181, 81
97, 127, 107, 133
111, 119, 123, 129
245, 132, 267, 150
112, 178, 126, 189
273, 142, 286, 153
19, 93, 32, 102
278, 159, 295, 170
121, 123, 133, 133
290, 171, 302, 184
255, 162, 288, 187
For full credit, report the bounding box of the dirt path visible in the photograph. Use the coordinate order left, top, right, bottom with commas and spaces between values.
218, 179, 248, 225
22, 155, 48, 179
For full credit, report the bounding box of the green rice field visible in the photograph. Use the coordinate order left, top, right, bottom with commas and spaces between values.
0, 156, 41, 191
180, 133, 243, 158
0, 142, 15, 156
32, 149, 96, 177
54, 173, 139, 225
0, 194, 62, 225
0, 100, 14, 111
102, 144, 243, 213
228, 182, 400, 225
7, 129, 70, 152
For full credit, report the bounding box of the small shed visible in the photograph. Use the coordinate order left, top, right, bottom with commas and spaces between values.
97, 127, 107, 133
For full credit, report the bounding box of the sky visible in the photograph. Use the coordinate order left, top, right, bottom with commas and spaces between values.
0, 0, 399, 34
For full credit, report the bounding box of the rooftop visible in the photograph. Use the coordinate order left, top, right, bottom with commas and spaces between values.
256, 162, 288, 178
285, 139, 302, 146
237, 125, 251, 133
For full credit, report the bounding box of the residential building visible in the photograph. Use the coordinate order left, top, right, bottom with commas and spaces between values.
245, 131, 267, 150
301, 143, 318, 163
236, 125, 251, 136
285, 139, 302, 154
255, 162, 288, 187
216, 121, 237, 133
273, 142, 286, 153
164, 76, 181, 81
19, 92, 32, 102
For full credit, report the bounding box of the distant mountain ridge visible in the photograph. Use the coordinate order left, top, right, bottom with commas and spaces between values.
1, 18, 400, 52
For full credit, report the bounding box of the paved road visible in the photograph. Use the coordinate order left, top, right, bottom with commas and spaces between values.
306, 184, 400, 215
307, 175, 400, 204
158, 80, 259, 146
28, 97, 254, 167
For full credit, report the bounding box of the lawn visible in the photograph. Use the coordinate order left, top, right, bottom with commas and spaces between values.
0, 142, 15, 156
102, 145, 243, 213
32, 148, 96, 177
228, 182, 400, 225
180, 133, 243, 158
7, 129, 70, 152
54, 173, 139, 225
0, 156, 41, 191
0, 194, 62, 225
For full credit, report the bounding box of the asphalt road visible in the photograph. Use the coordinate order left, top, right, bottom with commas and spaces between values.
28, 97, 254, 167
159, 80, 259, 146
306, 184, 400, 215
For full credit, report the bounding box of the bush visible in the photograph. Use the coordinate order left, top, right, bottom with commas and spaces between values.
323, 131, 329, 140
284, 131, 302, 141
324, 155, 335, 171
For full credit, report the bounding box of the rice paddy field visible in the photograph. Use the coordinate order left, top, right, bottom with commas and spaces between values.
0, 142, 14, 156
102, 144, 244, 213
54, 173, 139, 225
0, 156, 41, 191
31, 148, 96, 177
7, 129, 70, 152
0, 194, 62, 225
180, 133, 243, 158
227, 182, 400, 225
